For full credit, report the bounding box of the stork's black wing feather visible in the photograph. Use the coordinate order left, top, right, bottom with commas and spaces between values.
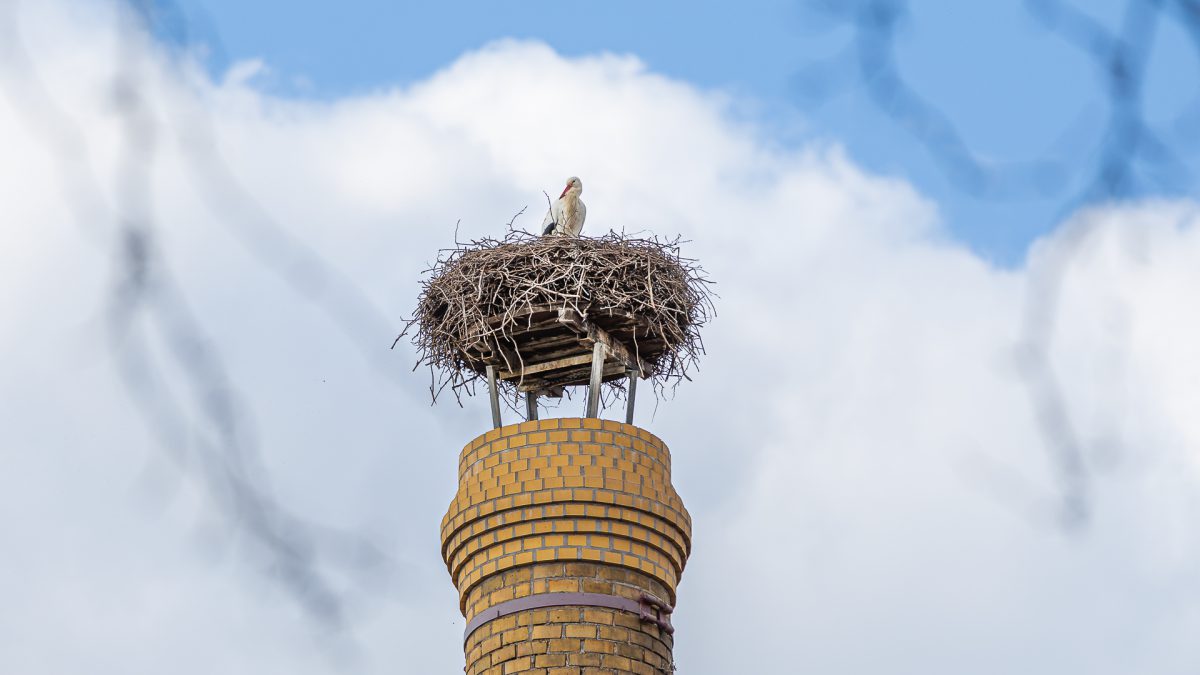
542, 221, 557, 235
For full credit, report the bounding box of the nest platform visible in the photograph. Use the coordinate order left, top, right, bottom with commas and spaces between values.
467, 304, 656, 395
399, 231, 714, 416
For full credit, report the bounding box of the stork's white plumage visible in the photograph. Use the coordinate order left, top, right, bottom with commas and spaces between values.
541, 176, 586, 237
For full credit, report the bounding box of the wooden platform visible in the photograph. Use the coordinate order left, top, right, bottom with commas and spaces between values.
462, 305, 658, 395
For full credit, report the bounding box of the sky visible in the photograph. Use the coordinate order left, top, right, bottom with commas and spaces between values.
165, 0, 1200, 264
1, 1, 1199, 674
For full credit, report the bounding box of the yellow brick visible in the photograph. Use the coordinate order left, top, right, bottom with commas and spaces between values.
564, 624, 596, 639
546, 578, 577, 593
581, 640, 616, 656
502, 656, 530, 673
569, 652, 602, 667
547, 638, 581, 653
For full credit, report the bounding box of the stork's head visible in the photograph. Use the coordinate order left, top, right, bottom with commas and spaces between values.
560, 176, 582, 198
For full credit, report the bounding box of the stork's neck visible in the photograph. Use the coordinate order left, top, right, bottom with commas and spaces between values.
560, 190, 581, 220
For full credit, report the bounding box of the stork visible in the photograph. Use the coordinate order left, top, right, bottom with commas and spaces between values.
541, 176, 586, 237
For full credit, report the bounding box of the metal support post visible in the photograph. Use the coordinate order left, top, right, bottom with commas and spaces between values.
585, 342, 605, 418
486, 365, 502, 429
526, 393, 538, 421
624, 367, 637, 425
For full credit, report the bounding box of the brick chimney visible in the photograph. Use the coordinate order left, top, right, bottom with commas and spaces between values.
441, 417, 690, 674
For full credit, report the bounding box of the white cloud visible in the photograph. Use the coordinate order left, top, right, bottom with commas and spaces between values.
1, 2, 1197, 674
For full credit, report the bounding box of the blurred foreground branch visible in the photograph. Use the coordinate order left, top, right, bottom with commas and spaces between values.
802, 0, 1200, 528
0, 0, 406, 628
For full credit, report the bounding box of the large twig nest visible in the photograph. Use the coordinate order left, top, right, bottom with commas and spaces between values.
397, 229, 715, 404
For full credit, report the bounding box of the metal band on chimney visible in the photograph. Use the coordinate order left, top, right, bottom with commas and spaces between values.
462, 591, 675, 643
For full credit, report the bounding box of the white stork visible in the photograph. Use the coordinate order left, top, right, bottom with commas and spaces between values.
541, 176, 586, 237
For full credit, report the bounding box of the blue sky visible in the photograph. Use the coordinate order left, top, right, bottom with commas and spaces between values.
170, 0, 1200, 264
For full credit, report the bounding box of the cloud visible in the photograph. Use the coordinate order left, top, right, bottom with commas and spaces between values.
682, 200, 1200, 674
0, 2, 1197, 674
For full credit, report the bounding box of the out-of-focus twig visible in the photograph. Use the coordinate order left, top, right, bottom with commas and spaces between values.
801, 0, 1200, 529
0, 0, 406, 628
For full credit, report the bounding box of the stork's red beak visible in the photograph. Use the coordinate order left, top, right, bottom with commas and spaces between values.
559, 183, 571, 198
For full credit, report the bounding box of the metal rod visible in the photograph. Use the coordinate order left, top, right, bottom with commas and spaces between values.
585, 342, 605, 418
486, 365, 501, 428
625, 367, 637, 425
526, 393, 538, 421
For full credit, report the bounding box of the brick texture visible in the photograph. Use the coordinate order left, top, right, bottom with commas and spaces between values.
442, 419, 691, 674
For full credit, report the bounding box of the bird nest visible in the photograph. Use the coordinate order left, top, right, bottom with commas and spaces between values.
397, 229, 715, 404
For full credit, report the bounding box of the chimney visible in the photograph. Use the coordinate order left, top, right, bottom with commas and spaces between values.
442, 417, 689, 674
